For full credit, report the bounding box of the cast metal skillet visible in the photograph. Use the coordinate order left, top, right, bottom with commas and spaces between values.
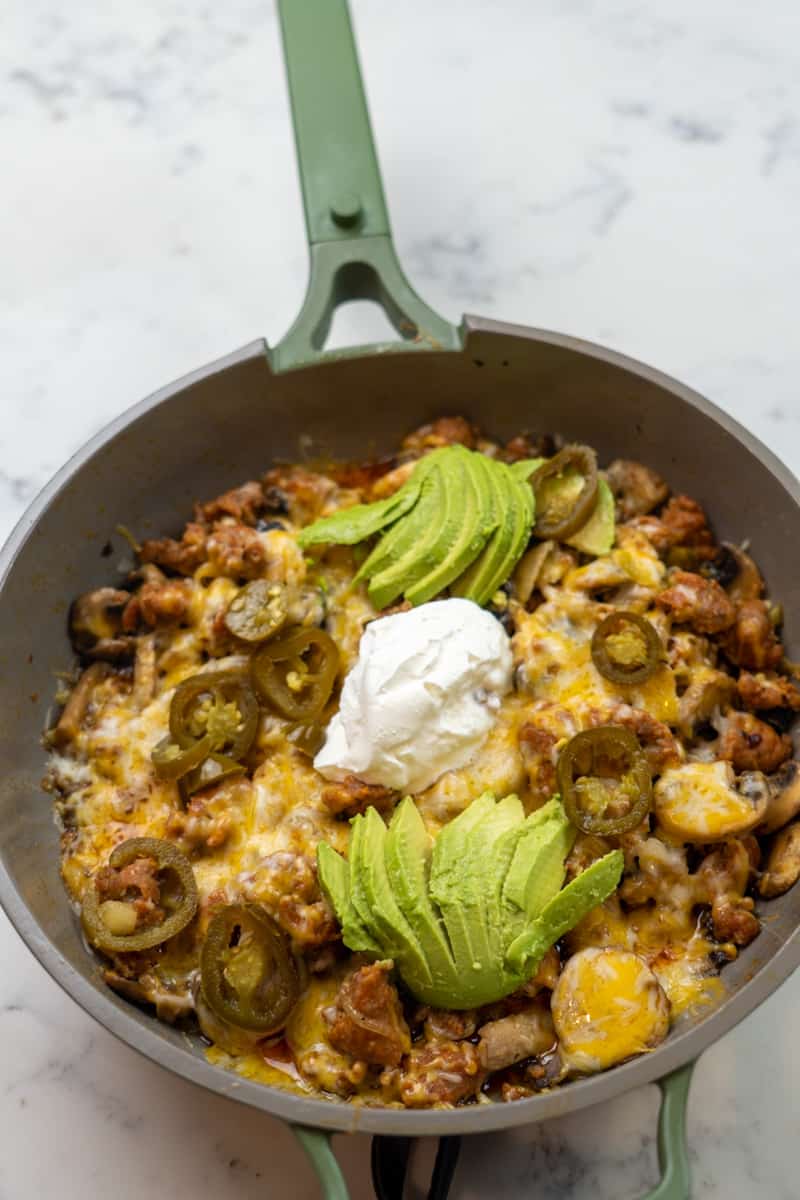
0, 2, 798, 1196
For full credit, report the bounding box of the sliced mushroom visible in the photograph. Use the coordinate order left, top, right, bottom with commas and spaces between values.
104, 969, 194, 1024
721, 542, 764, 605
69, 586, 134, 660
758, 761, 800, 835
50, 662, 111, 746
512, 541, 554, 606
677, 667, 736, 738
654, 760, 769, 842
192, 977, 264, 1054
759, 821, 800, 898
478, 999, 555, 1071
551, 948, 669, 1073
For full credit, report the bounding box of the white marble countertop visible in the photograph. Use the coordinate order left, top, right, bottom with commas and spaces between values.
2, 1, 799, 1196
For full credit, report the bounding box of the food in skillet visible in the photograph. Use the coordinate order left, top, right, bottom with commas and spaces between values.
45, 416, 800, 1107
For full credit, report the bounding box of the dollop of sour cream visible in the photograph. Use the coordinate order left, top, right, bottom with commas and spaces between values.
314, 598, 513, 794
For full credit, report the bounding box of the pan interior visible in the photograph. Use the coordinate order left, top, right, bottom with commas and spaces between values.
2, 324, 799, 1134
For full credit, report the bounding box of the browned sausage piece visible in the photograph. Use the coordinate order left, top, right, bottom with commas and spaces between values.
737, 671, 800, 712
324, 961, 411, 1067
717, 710, 793, 774
140, 521, 207, 576
605, 459, 669, 520
629, 494, 715, 557
205, 521, 266, 579
400, 416, 478, 454
721, 600, 784, 670
655, 570, 735, 635
321, 775, 399, 818
195, 481, 265, 526
395, 1038, 484, 1107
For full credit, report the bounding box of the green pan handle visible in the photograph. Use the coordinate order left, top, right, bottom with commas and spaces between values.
291, 1126, 350, 1200
642, 1061, 693, 1200
290, 1060, 693, 1199
272, 0, 460, 372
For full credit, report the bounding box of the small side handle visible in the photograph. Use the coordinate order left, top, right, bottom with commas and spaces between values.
292, 1126, 350, 1200
272, 0, 460, 371
640, 1061, 693, 1200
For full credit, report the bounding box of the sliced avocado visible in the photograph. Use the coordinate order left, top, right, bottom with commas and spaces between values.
367, 446, 476, 609
566, 477, 615, 556
502, 799, 572, 914
517, 817, 575, 923
453, 462, 536, 606
404, 447, 497, 606
428, 791, 496, 973
450, 458, 513, 604
316, 841, 381, 954
297, 473, 421, 549
350, 808, 433, 988
505, 849, 624, 973
509, 457, 546, 483
452, 456, 543, 606
384, 798, 458, 991
480, 467, 536, 603
469, 794, 527, 970
360, 472, 445, 607
354, 452, 442, 584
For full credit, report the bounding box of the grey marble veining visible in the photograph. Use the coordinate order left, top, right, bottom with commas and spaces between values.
2, 1, 799, 1196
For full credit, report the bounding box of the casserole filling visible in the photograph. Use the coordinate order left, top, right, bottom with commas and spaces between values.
45, 416, 800, 1108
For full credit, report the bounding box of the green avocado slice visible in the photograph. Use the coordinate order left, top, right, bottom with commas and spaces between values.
501, 799, 574, 919
367, 446, 475, 609
362, 472, 445, 607
428, 791, 496, 973
566, 477, 615, 555
505, 850, 624, 973
453, 462, 536, 606
509, 457, 547, 484
354, 452, 442, 584
297, 474, 421, 550
470, 794, 527, 970
384, 798, 458, 992
449, 458, 513, 604
316, 841, 381, 954
404, 447, 498, 606
459, 795, 524, 974
516, 818, 575, 923
482, 467, 536, 602
350, 808, 433, 988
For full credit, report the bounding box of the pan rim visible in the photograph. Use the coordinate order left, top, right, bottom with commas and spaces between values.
2, 317, 799, 1135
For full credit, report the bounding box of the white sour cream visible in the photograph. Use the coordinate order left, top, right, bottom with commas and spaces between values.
314, 598, 513, 794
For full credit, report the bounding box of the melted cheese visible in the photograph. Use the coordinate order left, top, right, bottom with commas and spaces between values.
552, 947, 670, 1072
50, 461, 743, 1104
655, 761, 762, 841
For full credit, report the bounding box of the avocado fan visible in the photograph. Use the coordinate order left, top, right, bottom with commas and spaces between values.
298, 445, 615, 609
317, 794, 624, 1009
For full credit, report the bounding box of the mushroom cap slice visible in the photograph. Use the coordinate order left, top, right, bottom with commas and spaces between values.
759, 760, 800, 836
654, 760, 769, 842
759, 822, 800, 899
552, 947, 669, 1073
